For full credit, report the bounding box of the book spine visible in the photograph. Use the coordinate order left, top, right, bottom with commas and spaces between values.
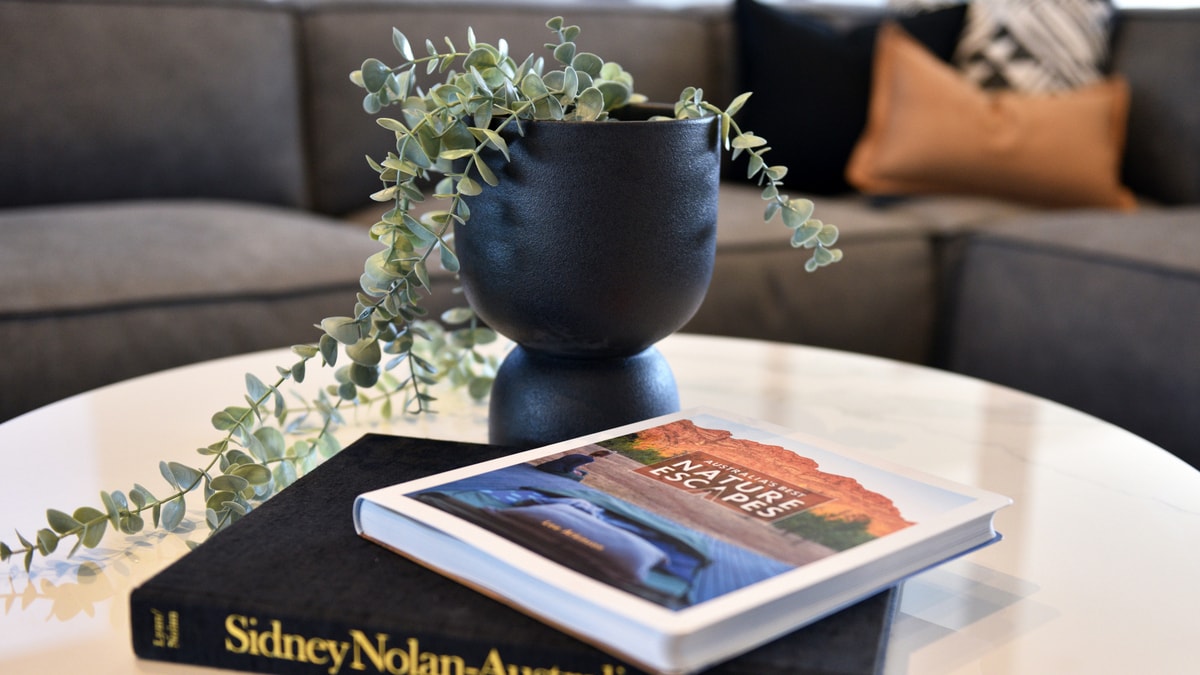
130, 588, 641, 675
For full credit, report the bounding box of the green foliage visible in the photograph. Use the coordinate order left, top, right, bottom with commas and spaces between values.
775, 511, 877, 551
0, 321, 495, 572
2, 16, 840, 573
669, 88, 841, 271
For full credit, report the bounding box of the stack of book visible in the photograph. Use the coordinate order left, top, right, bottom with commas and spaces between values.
132, 409, 1009, 674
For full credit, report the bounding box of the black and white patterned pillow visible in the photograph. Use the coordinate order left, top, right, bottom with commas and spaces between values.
953, 0, 1116, 93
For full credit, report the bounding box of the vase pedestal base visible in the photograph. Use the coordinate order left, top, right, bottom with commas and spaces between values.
487, 345, 680, 449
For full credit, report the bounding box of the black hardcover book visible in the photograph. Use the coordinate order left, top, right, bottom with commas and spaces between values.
131, 433, 899, 675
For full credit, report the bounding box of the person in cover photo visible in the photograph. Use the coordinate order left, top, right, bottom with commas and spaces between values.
534, 449, 613, 481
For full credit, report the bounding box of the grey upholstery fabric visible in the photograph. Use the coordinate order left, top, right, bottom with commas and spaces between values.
943, 209, 1200, 464
298, 1, 732, 215
687, 187, 942, 363
1111, 10, 1200, 205
0, 0, 308, 209
0, 201, 380, 420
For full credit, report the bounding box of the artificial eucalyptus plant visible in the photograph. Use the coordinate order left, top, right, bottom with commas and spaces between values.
1, 17, 841, 572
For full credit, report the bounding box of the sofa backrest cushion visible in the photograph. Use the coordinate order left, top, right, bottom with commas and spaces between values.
1110, 9, 1200, 205
0, 0, 309, 209
299, 0, 732, 216
734, 0, 968, 197
731, 2, 1196, 207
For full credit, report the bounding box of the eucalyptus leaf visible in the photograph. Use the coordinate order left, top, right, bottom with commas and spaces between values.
347, 337, 382, 366
553, 41, 576, 65
360, 58, 391, 93
818, 224, 840, 247
291, 359, 307, 383
321, 316, 363, 345
731, 133, 768, 149
319, 334, 338, 367
210, 474, 250, 494
791, 222, 823, 248
100, 491, 120, 529
73, 506, 105, 526
782, 199, 816, 228
439, 243, 461, 273
253, 427, 286, 462
132, 483, 157, 507
167, 462, 203, 491
161, 498, 186, 532
206, 489, 237, 511
119, 514, 144, 535
392, 28, 414, 61
725, 91, 753, 117
595, 80, 630, 110
78, 513, 107, 548
349, 363, 381, 388
232, 463, 273, 486
245, 373, 269, 403
457, 176, 482, 196
273, 462, 299, 490
36, 528, 58, 555
362, 92, 383, 115
571, 52, 603, 77
575, 87, 604, 120
46, 509, 81, 535
291, 344, 319, 359
210, 409, 241, 432
441, 307, 475, 324
520, 71, 549, 99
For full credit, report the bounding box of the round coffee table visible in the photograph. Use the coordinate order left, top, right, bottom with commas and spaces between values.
1, 334, 1196, 673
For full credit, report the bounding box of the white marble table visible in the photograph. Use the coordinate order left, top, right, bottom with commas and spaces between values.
2, 333, 1197, 674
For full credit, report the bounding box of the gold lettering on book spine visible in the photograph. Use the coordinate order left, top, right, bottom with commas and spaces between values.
222, 613, 623, 675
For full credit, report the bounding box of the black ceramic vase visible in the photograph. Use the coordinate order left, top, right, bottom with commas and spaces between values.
456, 105, 721, 448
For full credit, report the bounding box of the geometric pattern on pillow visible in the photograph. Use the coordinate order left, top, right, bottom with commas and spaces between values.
953, 0, 1116, 93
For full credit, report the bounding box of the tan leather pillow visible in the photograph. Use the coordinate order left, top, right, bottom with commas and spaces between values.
846, 22, 1135, 210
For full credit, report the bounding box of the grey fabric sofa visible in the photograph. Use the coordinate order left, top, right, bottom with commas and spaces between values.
2, 0, 1197, 468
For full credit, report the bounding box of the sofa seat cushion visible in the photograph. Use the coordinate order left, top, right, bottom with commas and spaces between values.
0, 201, 380, 421
943, 208, 1200, 466
684, 185, 943, 364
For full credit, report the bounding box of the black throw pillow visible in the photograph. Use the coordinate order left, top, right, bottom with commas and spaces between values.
734, 0, 967, 195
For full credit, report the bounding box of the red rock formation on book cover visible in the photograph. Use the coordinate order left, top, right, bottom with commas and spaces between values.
633, 419, 913, 536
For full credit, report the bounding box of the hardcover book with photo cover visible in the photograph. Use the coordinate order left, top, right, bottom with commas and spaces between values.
131, 431, 902, 675
356, 409, 1011, 674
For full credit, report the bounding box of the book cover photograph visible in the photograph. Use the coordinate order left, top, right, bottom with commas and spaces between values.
355, 409, 1011, 673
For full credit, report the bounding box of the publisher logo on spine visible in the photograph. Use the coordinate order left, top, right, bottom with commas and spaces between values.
636, 451, 832, 521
